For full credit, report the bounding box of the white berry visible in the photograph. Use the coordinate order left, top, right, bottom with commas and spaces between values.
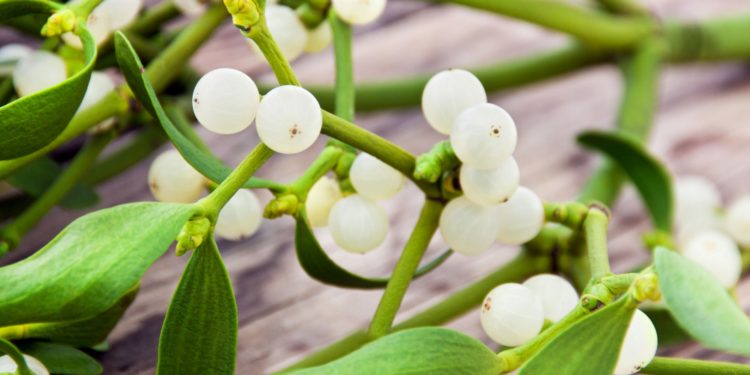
304, 22, 332, 53
614, 310, 658, 375
451, 103, 518, 170
94, 0, 143, 29
522, 274, 579, 322
215, 189, 262, 241
682, 230, 742, 288
192, 68, 260, 135
726, 195, 750, 246
480, 283, 545, 347
13, 51, 67, 97
306, 176, 342, 227
439, 196, 499, 256
0, 44, 32, 76
495, 186, 545, 245
263, 5, 308, 62
79, 72, 117, 132
171, 0, 206, 15
675, 210, 724, 247
148, 149, 205, 203
674, 176, 721, 224
256, 85, 322, 154
332, 0, 387, 25
421, 69, 487, 135
0, 354, 49, 375
328, 194, 388, 253
349, 153, 405, 201
460, 157, 519, 206
62, 12, 113, 48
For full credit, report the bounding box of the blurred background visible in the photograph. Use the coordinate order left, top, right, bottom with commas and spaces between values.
3, 0, 750, 373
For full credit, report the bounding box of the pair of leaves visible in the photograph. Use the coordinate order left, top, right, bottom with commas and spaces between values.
295, 210, 452, 289
654, 247, 750, 356
7, 156, 99, 209
16, 341, 102, 375
577, 130, 673, 231
113, 32, 277, 191
0, 1, 97, 160
290, 327, 503, 375
0, 202, 196, 327
157, 238, 237, 375
519, 298, 636, 374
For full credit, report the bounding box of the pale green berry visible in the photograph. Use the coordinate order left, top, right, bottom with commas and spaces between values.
459, 157, 519, 206
256, 85, 322, 154
215, 189, 262, 241
522, 274, 578, 322
192, 68, 260, 135
725, 195, 750, 246
62, 12, 112, 48
0, 354, 49, 375
0, 44, 32, 76
13, 51, 67, 97
263, 5, 308, 62
80, 72, 117, 133
328, 194, 388, 253
614, 310, 658, 375
439, 196, 499, 255
148, 149, 205, 203
480, 283, 544, 347
304, 22, 332, 53
332, 0, 387, 25
95, 0, 144, 29
495, 186, 544, 245
674, 176, 721, 224
421, 69, 486, 135
682, 230, 742, 288
306, 176, 342, 227
451, 103, 517, 169
350, 153, 405, 201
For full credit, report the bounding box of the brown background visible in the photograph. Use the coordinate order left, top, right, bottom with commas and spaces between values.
4, 0, 750, 373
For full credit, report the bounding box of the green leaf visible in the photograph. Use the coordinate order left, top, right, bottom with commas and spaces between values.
290, 327, 502, 375
654, 247, 750, 356
8, 157, 99, 209
157, 238, 237, 375
0, 202, 196, 326
0, 19, 97, 160
5, 284, 139, 347
0, 0, 60, 22
577, 130, 673, 231
519, 298, 636, 375
113, 31, 275, 191
16, 341, 102, 375
295, 210, 452, 289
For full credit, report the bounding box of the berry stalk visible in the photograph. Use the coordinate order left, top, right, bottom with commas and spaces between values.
642, 357, 750, 375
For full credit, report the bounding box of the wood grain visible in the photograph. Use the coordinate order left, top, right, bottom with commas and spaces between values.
3, 0, 750, 373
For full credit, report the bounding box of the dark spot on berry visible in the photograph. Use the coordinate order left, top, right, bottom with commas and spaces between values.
483, 297, 492, 312
193, 97, 199, 104
490, 126, 502, 138
289, 124, 301, 138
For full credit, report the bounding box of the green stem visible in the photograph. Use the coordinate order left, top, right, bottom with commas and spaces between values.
251, 26, 301, 86
0, 133, 112, 252
278, 253, 549, 372
665, 15, 750, 62
0, 338, 31, 375
127, 1, 180, 35
433, 0, 654, 49
596, 0, 649, 16
583, 206, 612, 280
70, 0, 104, 18
643, 357, 750, 375
329, 11, 354, 122
368, 199, 444, 339
291, 146, 342, 198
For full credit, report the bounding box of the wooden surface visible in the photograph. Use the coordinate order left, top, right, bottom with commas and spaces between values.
5, 0, 750, 373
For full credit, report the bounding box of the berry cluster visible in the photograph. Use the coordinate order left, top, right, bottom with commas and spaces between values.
62, 0, 145, 48
480, 275, 657, 375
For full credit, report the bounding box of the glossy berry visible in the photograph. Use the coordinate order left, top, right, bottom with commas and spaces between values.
480, 283, 544, 347
13, 51, 67, 97
95, 0, 143, 29
674, 176, 721, 222
328, 194, 388, 253
62, 12, 112, 48
306, 176, 342, 227
0, 44, 31, 76
439, 196, 500, 256
148, 149, 205, 203
0, 354, 49, 375
171, 0, 206, 15
614, 310, 658, 375
215, 189, 262, 241
304, 22, 333, 53
451, 103, 518, 170
263, 5, 308, 62
332, 0, 387, 25
256, 85, 322, 154
459, 157, 519, 206
725, 195, 750, 246
350, 153, 405, 200
421, 69, 486, 135
495, 186, 545, 245
522, 274, 579, 322
682, 230, 742, 288
192, 68, 260, 135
